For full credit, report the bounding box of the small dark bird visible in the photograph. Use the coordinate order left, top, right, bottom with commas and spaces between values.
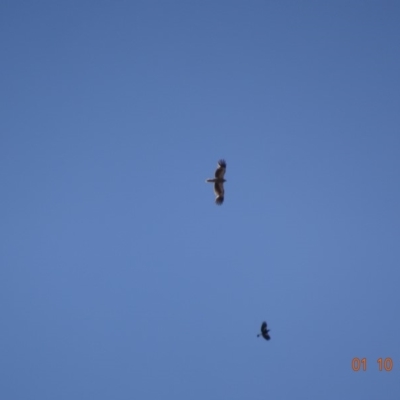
206, 159, 227, 205
257, 321, 271, 341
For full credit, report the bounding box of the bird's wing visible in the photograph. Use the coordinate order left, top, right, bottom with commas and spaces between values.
214, 182, 224, 205
261, 321, 267, 332
214, 159, 226, 179
214, 182, 224, 196
262, 332, 271, 341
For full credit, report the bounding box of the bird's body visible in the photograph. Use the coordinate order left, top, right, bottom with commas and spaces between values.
206, 159, 226, 205
257, 321, 271, 341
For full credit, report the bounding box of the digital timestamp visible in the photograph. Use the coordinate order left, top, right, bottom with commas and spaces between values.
351, 358, 394, 372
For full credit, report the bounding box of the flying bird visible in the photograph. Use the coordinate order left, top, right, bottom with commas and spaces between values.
257, 321, 271, 341
206, 159, 226, 205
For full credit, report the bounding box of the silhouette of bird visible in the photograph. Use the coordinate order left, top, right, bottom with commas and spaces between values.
205, 159, 226, 205
257, 321, 271, 341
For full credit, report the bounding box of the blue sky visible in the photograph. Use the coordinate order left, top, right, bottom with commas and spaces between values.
1, 1, 400, 399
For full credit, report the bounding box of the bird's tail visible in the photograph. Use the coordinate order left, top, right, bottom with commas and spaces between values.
206, 178, 216, 183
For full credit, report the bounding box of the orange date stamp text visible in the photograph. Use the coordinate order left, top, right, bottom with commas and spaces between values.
351, 357, 393, 371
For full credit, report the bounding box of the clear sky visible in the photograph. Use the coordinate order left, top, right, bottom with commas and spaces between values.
1, 1, 400, 399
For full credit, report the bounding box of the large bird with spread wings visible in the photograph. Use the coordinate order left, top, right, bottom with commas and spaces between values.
257, 321, 271, 341
206, 159, 226, 205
